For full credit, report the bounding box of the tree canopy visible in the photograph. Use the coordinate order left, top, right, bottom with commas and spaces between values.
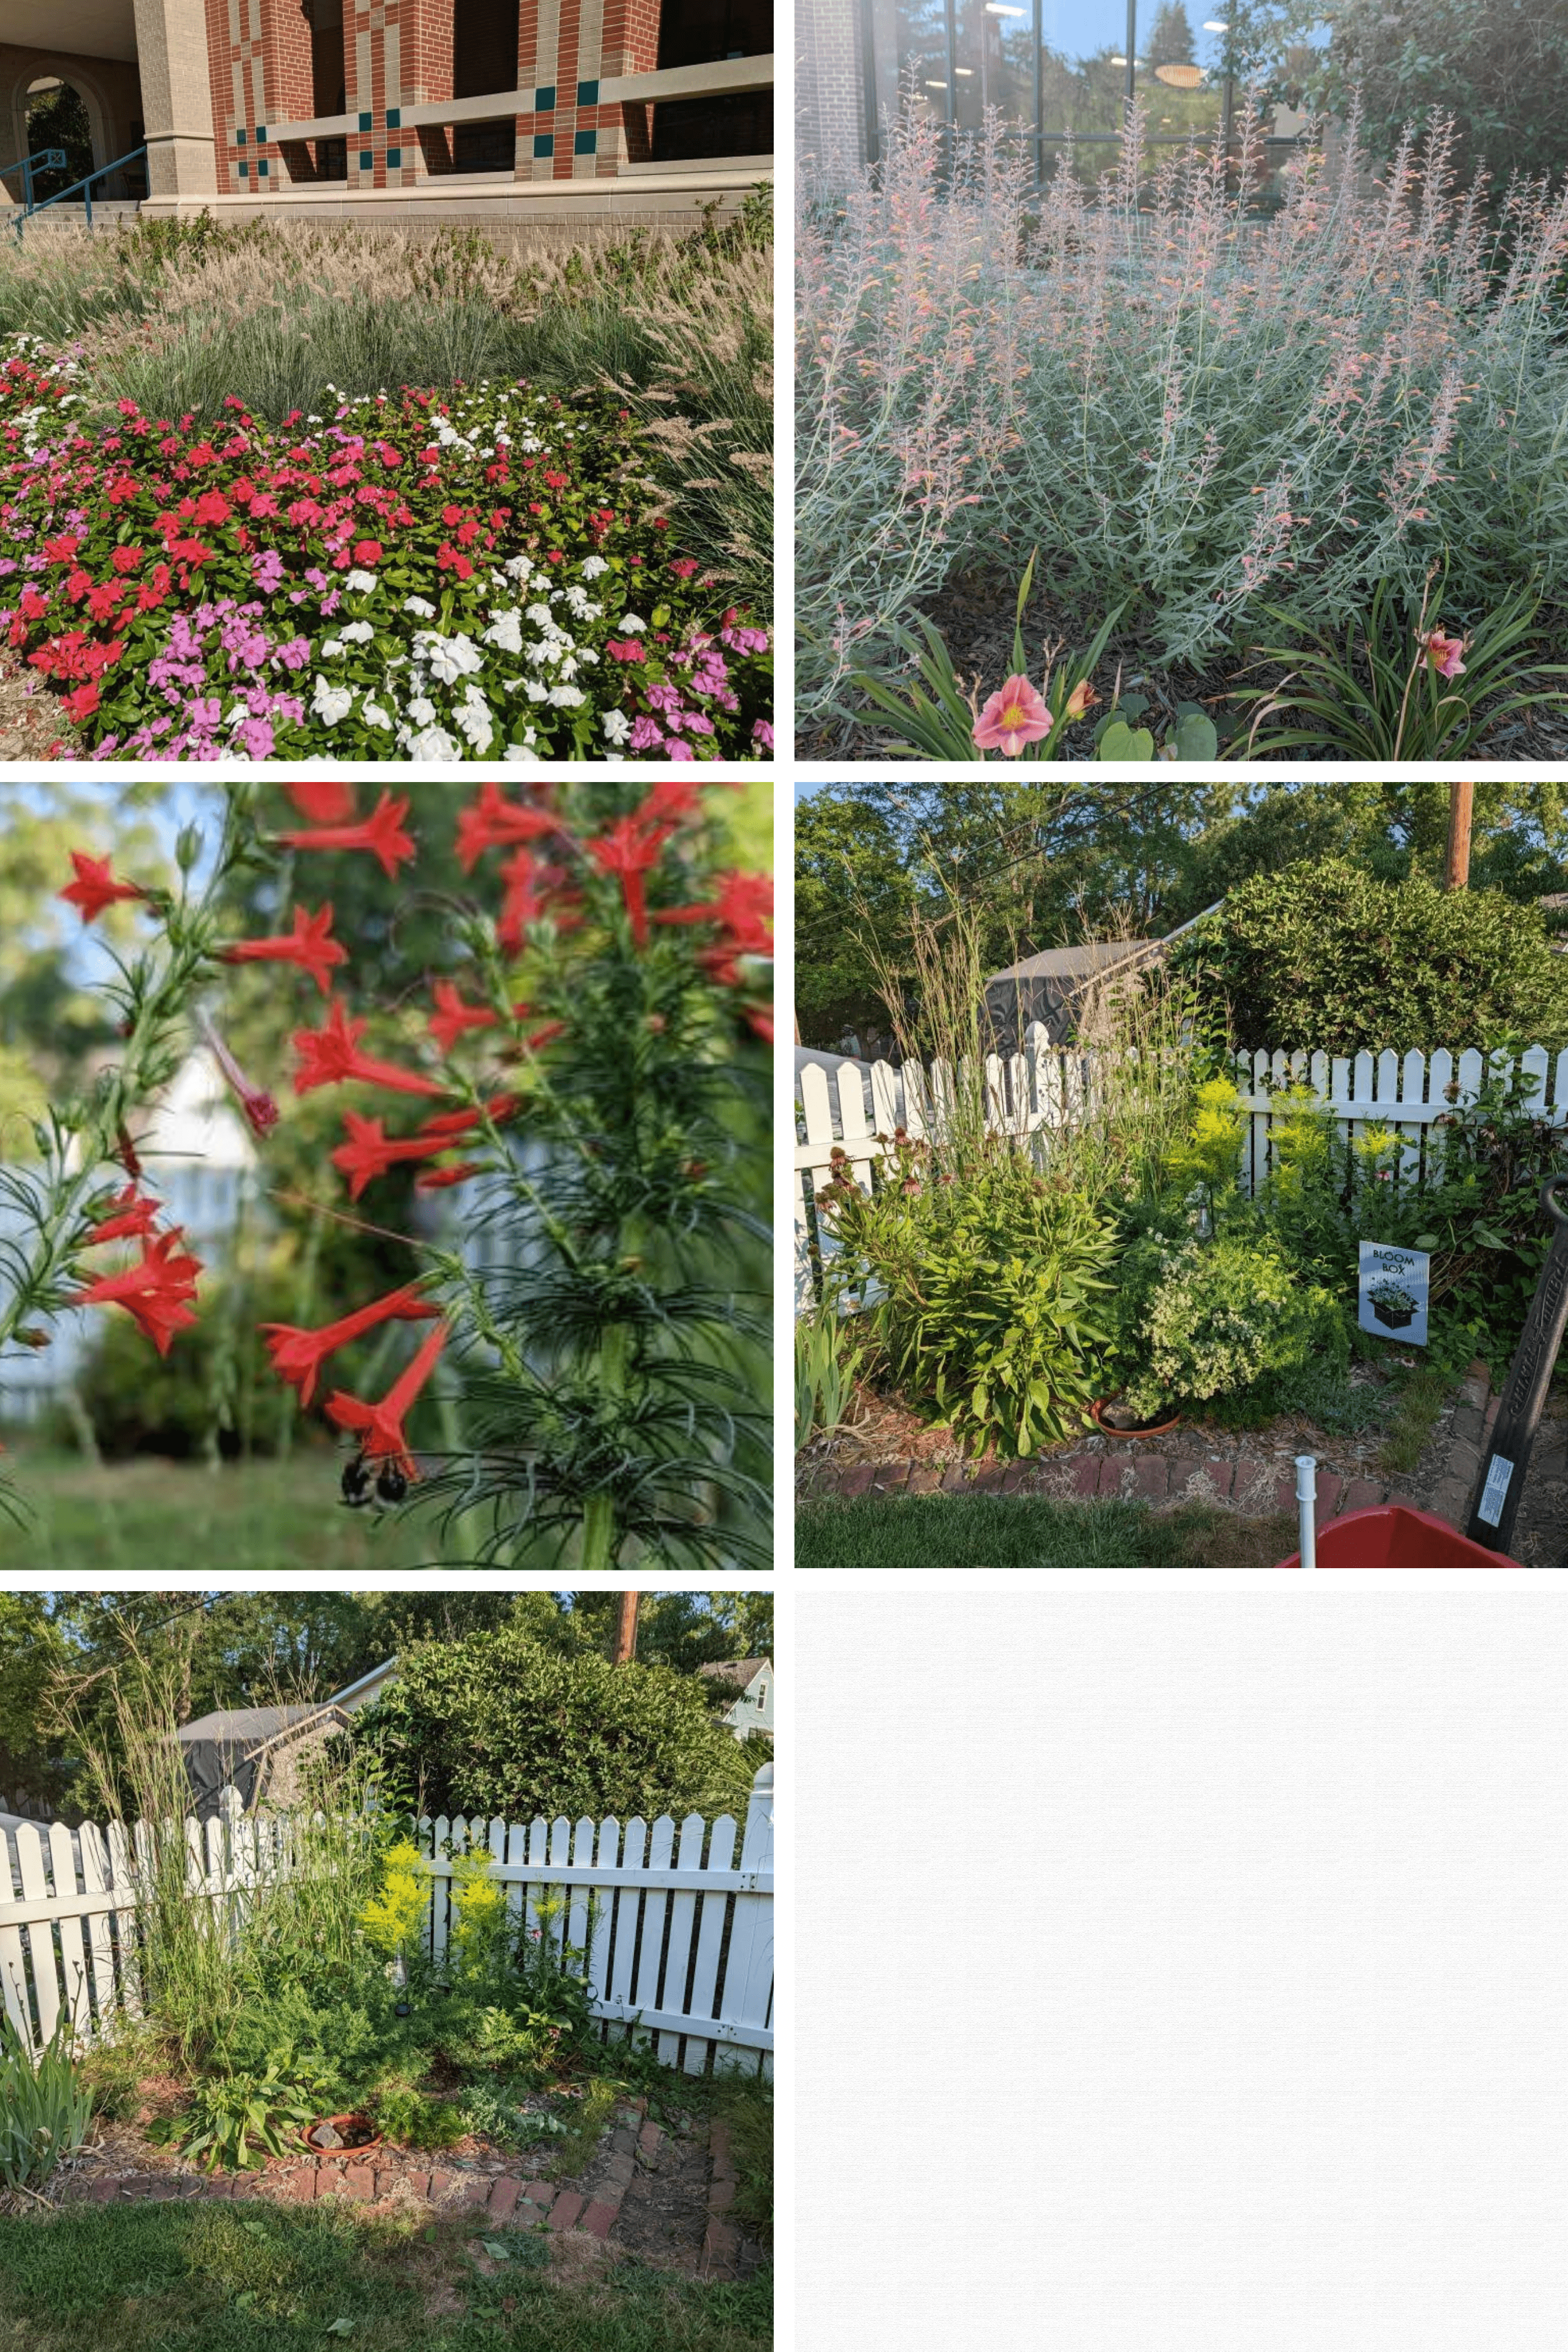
794, 784, 1568, 1050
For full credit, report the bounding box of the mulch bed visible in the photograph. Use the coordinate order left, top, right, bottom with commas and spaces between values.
799, 567, 1568, 762
0, 646, 75, 760
24, 2101, 758, 2280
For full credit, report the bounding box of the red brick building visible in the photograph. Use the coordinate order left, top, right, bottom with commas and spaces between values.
3, 0, 771, 219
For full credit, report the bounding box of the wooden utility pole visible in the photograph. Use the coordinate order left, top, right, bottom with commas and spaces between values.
612, 1592, 640, 1665
1445, 781, 1474, 890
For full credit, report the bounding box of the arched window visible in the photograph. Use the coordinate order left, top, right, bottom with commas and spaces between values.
25, 78, 94, 199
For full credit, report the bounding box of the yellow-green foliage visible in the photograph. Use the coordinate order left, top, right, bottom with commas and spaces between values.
359, 1841, 427, 1959
1165, 1075, 1246, 1205
450, 1852, 510, 1981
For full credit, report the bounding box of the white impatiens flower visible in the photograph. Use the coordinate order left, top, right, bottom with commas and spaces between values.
524, 602, 553, 628
403, 595, 436, 619
319, 637, 344, 659
345, 570, 379, 594
310, 679, 355, 726
524, 680, 550, 702
362, 700, 393, 729
581, 556, 608, 579
224, 702, 249, 727
405, 696, 437, 726
483, 610, 524, 654
406, 724, 460, 761
416, 631, 484, 685
618, 613, 647, 633
340, 620, 375, 644
547, 683, 586, 708
454, 696, 495, 751
601, 707, 631, 744
504, 554, 535, 583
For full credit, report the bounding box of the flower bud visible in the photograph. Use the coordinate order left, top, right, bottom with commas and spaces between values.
175, 823, 204, 874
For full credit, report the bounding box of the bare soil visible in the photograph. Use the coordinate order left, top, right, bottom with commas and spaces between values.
0, 647, 75, 759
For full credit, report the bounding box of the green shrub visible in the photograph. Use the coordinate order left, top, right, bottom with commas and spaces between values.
375, 2084, 467, 2150
819, 1135, 1119, 1456
150, 2063, 314, 2173
1169, 858, 1568, 1055
350, 1630, 760, 1823
1122, 1234, 1345, 1422
0, 2013, 94, 2191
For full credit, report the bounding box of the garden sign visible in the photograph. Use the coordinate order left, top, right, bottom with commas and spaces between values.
1358, 1243, 1431, 1348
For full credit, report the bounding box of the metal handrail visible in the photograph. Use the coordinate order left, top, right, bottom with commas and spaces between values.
13, 145, 147, 239
0, 149, 67, 215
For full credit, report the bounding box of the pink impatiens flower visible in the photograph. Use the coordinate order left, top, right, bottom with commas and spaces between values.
1419, 629, 1467, 680
974, 674, 1052, 757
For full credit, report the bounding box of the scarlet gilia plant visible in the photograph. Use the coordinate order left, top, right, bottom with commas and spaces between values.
0, 781, 771, 1567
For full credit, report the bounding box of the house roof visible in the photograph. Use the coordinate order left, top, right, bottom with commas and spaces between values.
986, 938, 1159, 988
697, 1657, 770, 1688
175, 1703, 325, 1749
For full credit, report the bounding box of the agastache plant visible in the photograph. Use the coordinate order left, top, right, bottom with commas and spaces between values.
0, 782, 772, 1568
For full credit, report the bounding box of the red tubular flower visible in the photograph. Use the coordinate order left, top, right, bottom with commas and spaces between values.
584, 820, 675, 950
70, 1230, 202, 1355
292, 1001, 446, 1100
260, 1283, 439, 1407
429, 981, 499, 1054
285, 783, 357, 823
276, 789, 416, 880
456, 783, 567, 873
414, 1163, 482, 1192
651, 870, 774, 985
497, 847, 582, 953
59, 851, 149, 925
325, 1318, 452, 1480
87, 1184, 163, 1244
330, 1097, 518, 1196
220, 904, 348, 997
199, 1014, 281, 1139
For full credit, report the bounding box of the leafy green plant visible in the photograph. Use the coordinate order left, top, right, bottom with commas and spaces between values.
458, 2080, 567, 2152
373, 2083, 467, 2151
1231, 570, 1568, 759
794, 1311, 865, 1449
544, 2079, 620, 2181
150, 2063, 315, 2173
818, 1134, 1119, 1456
0, 2011, 95, 2192
1122, 1234, 1345, 1422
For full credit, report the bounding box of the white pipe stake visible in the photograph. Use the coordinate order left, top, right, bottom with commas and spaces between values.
1296, 1453, 1317, 1569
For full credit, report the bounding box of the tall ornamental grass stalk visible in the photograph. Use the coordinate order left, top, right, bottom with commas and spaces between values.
796, 97, 1568, 727
63, 1645, 385, 2068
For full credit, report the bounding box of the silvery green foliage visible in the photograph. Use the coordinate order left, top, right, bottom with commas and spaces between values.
797, 96, 1568, 727
1124, 1234, 1333, 1420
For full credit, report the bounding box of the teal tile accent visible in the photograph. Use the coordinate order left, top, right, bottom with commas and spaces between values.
236, 128, 246, 145
359, 110, 372, 132
573, 126, 596, 154
359, 150, 373, 168
238, 160, 249, 176
386, 107, 400, 128
534, 84, 556, 111
255, 125, 267, 141
576, 79, 599, 105
386, 148, 402, 168
258, 158, 269, 175
532, 131, 554, 157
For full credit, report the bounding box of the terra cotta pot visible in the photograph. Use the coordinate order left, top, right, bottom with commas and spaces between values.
1090, 1397, 1182, 1439
301, 2112, 383, 2155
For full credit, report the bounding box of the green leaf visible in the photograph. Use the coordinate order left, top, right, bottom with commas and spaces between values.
1096, 720, 1155, 761
1173, 711, 1218, 761
480, 2239, 513, 2261
325, 2321, 357, 2337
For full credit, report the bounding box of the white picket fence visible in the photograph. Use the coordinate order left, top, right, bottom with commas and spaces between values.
0, 1768, 773, 2078
795, 1033, 1568, 1312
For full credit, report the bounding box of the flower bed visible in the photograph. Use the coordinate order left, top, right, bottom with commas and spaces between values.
0, 345, 772, 760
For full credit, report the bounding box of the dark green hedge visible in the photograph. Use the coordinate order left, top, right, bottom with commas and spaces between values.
1169, 858, 1568, 1056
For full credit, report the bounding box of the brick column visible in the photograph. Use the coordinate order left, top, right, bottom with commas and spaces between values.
797, 0, 865, 180
133, 0, 219, 198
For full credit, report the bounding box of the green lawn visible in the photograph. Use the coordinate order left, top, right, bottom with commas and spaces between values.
795, 1493, 1299, 1568
0, 1446, 448, 1574
0, 2204, 769, 2351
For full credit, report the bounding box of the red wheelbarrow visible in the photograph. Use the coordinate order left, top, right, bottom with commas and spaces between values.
1276, 1470, 1516, 1568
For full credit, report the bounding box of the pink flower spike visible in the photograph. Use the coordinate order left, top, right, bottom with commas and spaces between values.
1419, 629, 1467, 681
974, 674, 1053, 758
199, 1014, 280, 1139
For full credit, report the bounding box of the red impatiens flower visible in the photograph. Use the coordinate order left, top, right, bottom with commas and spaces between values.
429, 980, 499, 1055
58, 851, 149, 925
285, 783, 357, 823
276, 789, 416, 880
220, 904, 348, 997
261, 1283, 440, 1407
292, 1000, 446, 1100
86, 1184, 163, 1244
456, 784, 566, 873
325, 1317, 452, 1480
70, 1229, 202, 1355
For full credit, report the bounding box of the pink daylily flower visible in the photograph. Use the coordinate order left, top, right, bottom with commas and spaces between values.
1419, 629, 1467, 680
974, 674, 1052, 757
